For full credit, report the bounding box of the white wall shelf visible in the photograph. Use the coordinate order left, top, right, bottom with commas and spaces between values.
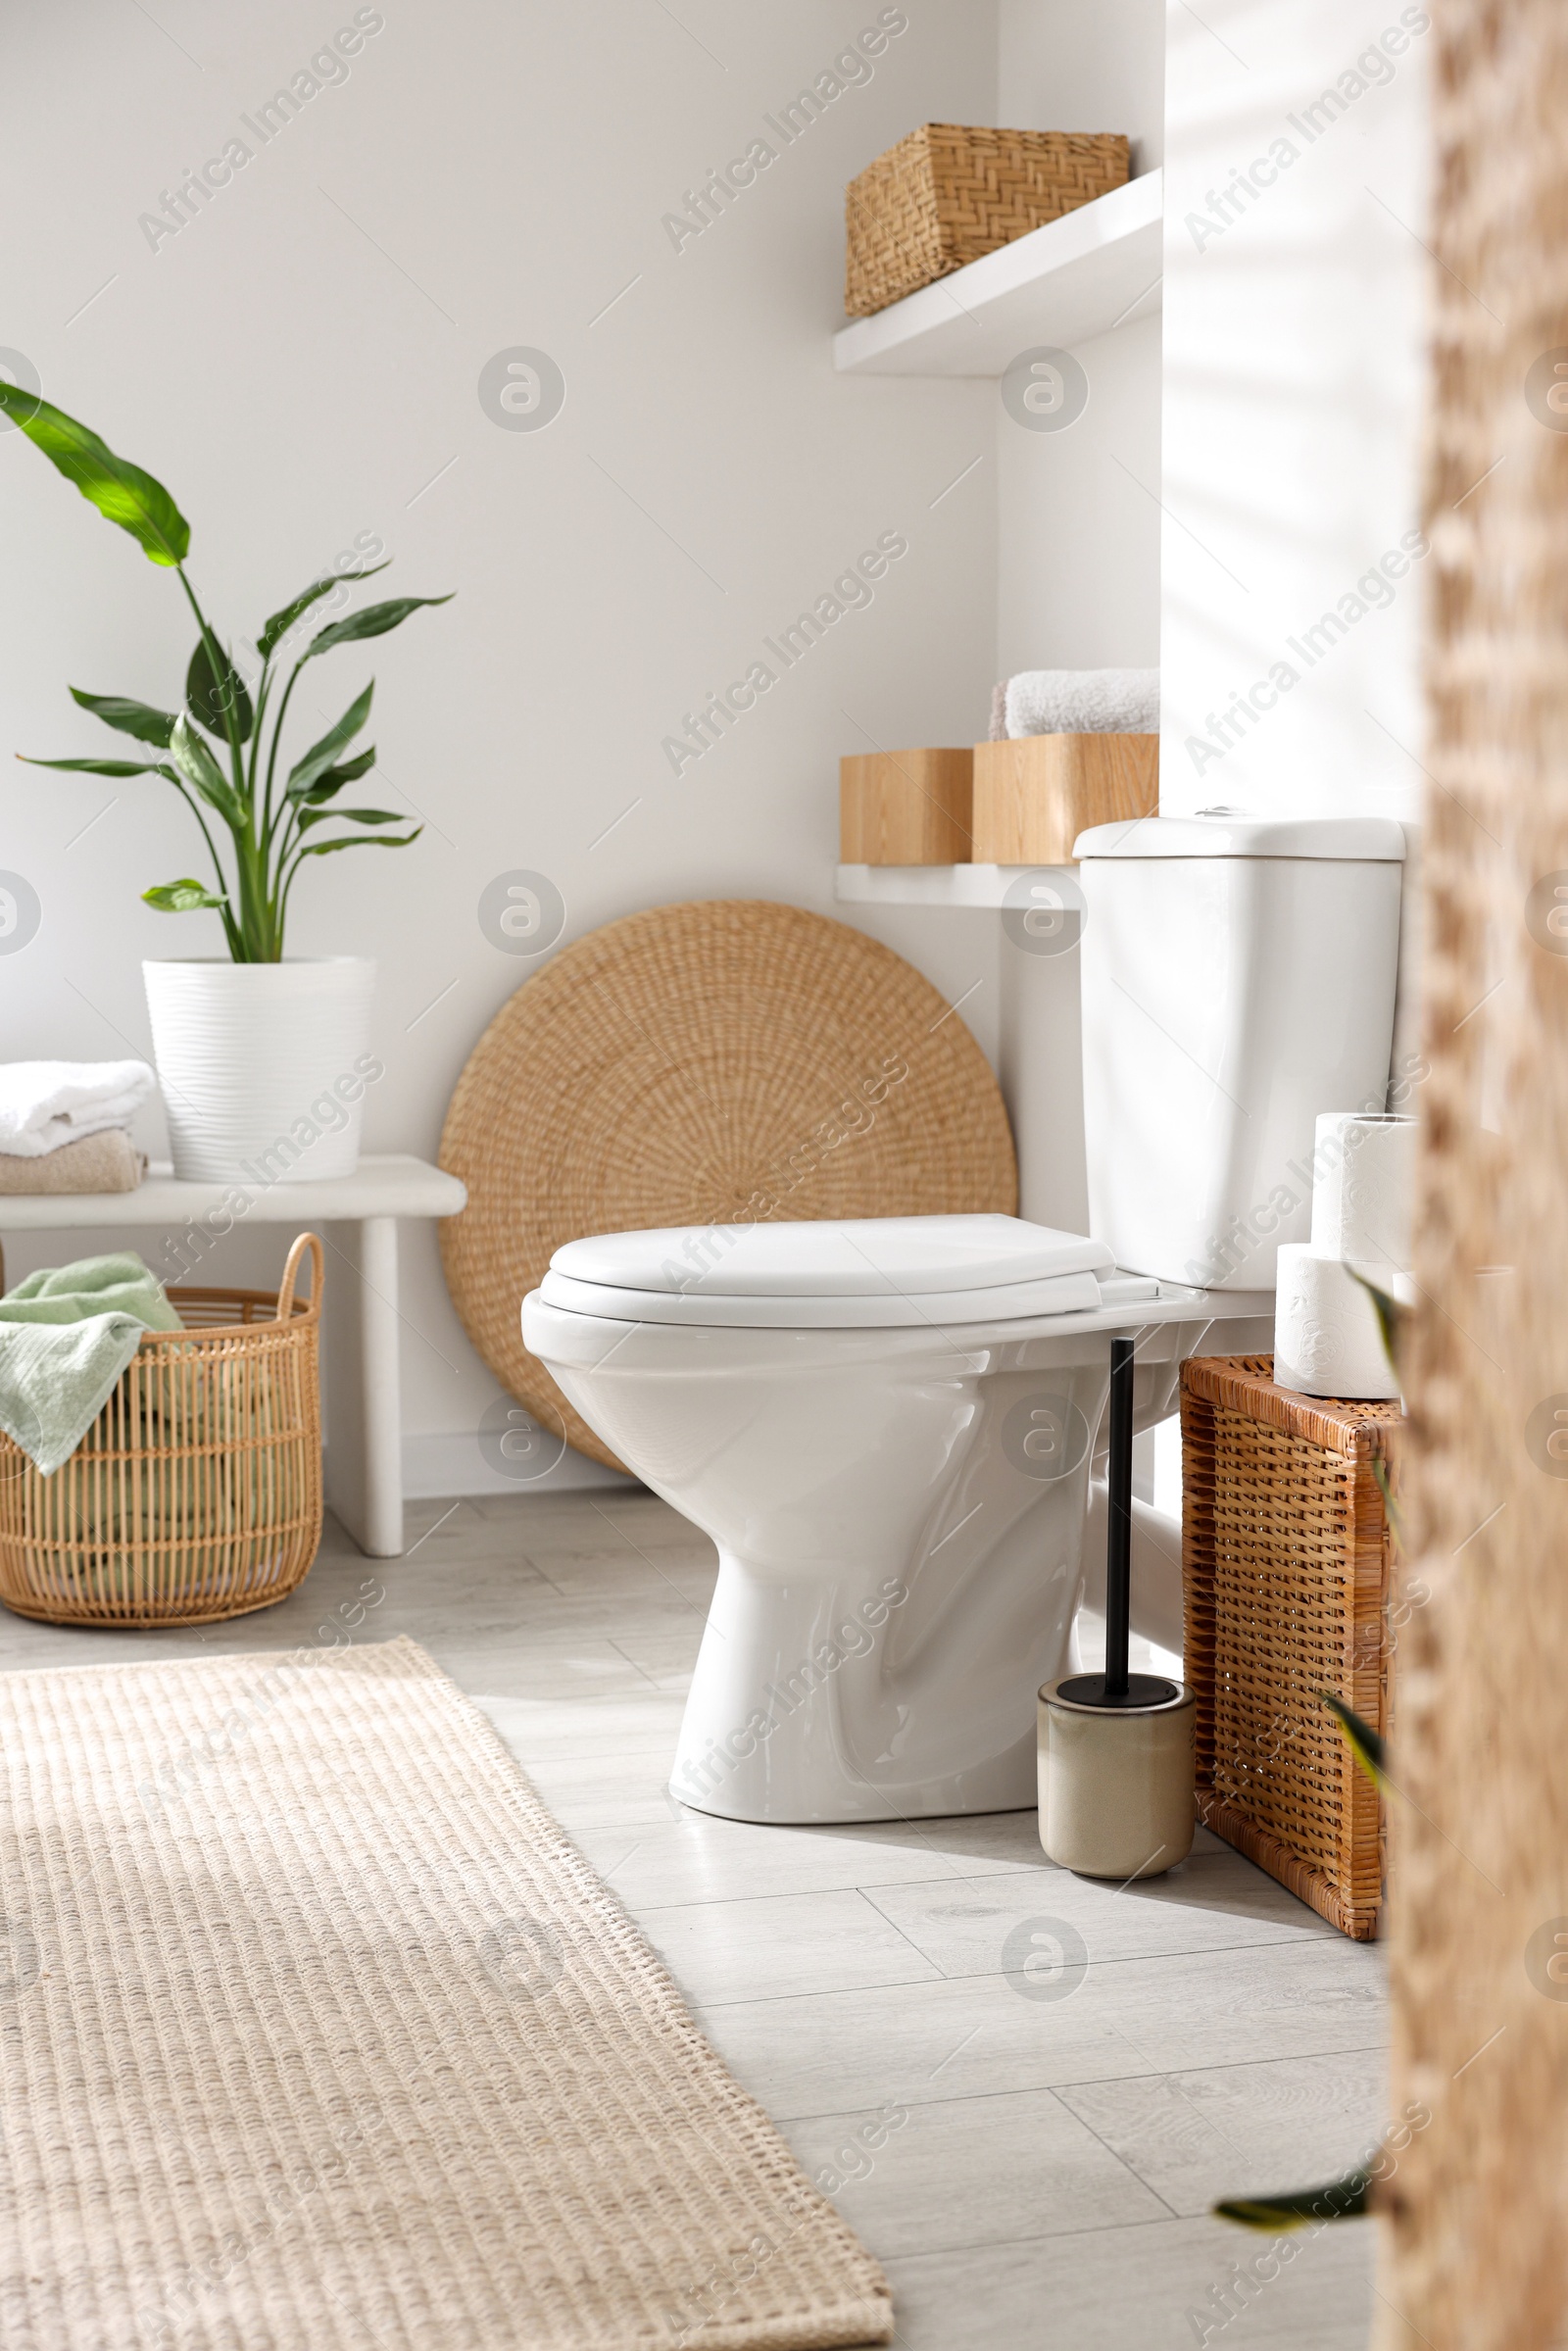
831, 171, 1162, 379
836, 862, 1072, 906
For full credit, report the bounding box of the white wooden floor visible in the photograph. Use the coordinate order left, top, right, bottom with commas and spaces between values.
0, 1488, 1393, 2349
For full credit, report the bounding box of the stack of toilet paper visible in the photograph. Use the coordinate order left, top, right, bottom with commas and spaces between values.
1273, 1113, 1416, 1401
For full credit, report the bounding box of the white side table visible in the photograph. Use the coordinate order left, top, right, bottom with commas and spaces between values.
0, 1153, 466, 1559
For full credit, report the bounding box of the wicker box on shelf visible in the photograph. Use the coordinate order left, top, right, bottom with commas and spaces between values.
1180, 1354, 1402, 1940
840, 748, 973, 864
845, 124, 1130, 317
0, 1234, 324, 1627
971, 733, 1157, 863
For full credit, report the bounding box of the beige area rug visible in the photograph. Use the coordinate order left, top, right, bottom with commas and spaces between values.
0, 1637, 893, 2351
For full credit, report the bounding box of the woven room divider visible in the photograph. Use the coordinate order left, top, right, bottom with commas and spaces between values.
1377, 4, 1568, 2341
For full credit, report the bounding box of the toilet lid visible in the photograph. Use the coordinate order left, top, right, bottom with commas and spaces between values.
541, 1214, 1112, 1327
550, 1214, 1111, 1297
536, 1267, 1104, 1328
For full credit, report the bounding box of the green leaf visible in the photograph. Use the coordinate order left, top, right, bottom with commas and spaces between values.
168, 712, 246, 829
1319, 1691, 1387, 1791
143, 879, 230, 913
1369, 1451, 1404, 1554
0, 386, 189, 566
285, 683, 373, 802
186, 638, 254, 744
296, 829, 421, 857
68, 688, 176, 747
20, 755, 171, 776
296, 806, 404, 831
1214, 2165, 1376, 2229
1348, 1268, 1405, 1376
257, 562, 390, 661
298, 746, 376, 804
305, 593, 453, 660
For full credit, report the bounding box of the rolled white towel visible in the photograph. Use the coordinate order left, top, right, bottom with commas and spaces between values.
1004, 668, 1160, 738
0, 1059, 157, 1158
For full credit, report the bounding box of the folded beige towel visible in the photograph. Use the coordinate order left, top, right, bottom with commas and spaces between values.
0, 1129, 147, 1196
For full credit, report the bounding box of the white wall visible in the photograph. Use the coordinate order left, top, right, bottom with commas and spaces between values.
1160, 0, 1430, 819
997, 0, 1165, 679
0, 0, 1002, 1493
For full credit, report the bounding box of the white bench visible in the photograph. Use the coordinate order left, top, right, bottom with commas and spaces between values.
0, 1153, 466, 1558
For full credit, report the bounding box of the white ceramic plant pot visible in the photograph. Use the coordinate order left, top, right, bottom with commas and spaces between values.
143, 957, 376, 1184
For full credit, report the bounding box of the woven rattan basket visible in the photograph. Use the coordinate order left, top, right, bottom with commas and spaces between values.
845, 123, 1130, 317
0, 1232, 323, 1627
1181, 1354, 1402, 1940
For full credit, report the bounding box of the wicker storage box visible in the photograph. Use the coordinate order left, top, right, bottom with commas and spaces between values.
1181, 1354, 1402, 1940
0, 1233, 323, 1626
846, 123, 1130, 317
971, 733, 1158, 863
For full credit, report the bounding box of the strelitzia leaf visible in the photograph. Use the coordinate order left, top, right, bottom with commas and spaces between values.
143, 878, 230, 913
19, 755, 171, 777
1319, 1691, 1387, 1791
1215, 2165, 1375, 2229
295, 806, 404, 831
186, 638, 254, 744
285, 683, 373, 802
296, 829, 421, 857
0, 386, 189, 566
68, 689, 177, 747
168, 712, 245, 829
1370, 1452, 1405, 1553
305, 594, 453, 660
297, 746, 376, 804
258, 562, 390, 661
1349, 1269, 1405, 1376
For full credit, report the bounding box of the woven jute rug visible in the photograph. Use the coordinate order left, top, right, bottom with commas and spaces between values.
0, 1638, 893, 2351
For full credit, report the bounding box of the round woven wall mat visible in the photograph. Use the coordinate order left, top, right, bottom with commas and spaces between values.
439, 899, 1017, 1470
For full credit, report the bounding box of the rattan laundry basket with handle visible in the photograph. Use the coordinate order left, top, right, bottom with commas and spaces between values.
0, 1232, 324, 1626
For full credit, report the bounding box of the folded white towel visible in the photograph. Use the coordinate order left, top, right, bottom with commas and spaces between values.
1004, 668, 1160, 738
0, 1060, 157, 1159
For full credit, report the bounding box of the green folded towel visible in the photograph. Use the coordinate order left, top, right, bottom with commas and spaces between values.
0, 1251, 184, 1476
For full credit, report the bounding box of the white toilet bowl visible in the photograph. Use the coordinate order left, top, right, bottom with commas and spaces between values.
522, 1215, 1269, 1824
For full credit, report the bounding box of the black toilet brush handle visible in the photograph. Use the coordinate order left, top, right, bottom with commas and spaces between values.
1104, 1337, 1135, 1701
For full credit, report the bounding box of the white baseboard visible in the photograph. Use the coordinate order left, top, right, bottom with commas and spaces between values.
397, 1431, 638, 1499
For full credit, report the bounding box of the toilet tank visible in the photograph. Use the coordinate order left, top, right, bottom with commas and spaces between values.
1075, 816, 1406, 1290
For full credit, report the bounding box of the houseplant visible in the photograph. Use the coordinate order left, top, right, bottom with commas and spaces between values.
0, 384, 451, 1180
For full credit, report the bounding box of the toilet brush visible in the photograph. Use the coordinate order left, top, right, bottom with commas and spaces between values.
1038, 1337, 1198, 1877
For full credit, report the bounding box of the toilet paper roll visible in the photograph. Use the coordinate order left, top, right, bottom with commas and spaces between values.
1309, 1112, 1416, 1277
1273, 1244, 1400, 1401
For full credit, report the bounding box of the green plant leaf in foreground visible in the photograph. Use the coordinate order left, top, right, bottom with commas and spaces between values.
1319, 1691, 1387, 1791
68, 688, 177, 747
305, 594, 454, 659
143, 879, 230, 913
0, 385, 189, 566
1349, 1268, 1406, 1377
257, 562, 391, 660
186, 637, 254, 743
1214, 2165, 1375, 2229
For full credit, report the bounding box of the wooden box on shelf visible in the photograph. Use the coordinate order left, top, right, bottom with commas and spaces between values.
839, 749, 972, 865
845, 125, 1131, 318
970, 732, 1157, 864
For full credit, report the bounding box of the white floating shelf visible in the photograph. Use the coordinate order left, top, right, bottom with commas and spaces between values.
836, 862, 1072, 907
832, 170, 1162, 378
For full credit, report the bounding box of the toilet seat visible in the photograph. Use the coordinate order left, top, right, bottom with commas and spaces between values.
540, 1213, 1115, 1330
